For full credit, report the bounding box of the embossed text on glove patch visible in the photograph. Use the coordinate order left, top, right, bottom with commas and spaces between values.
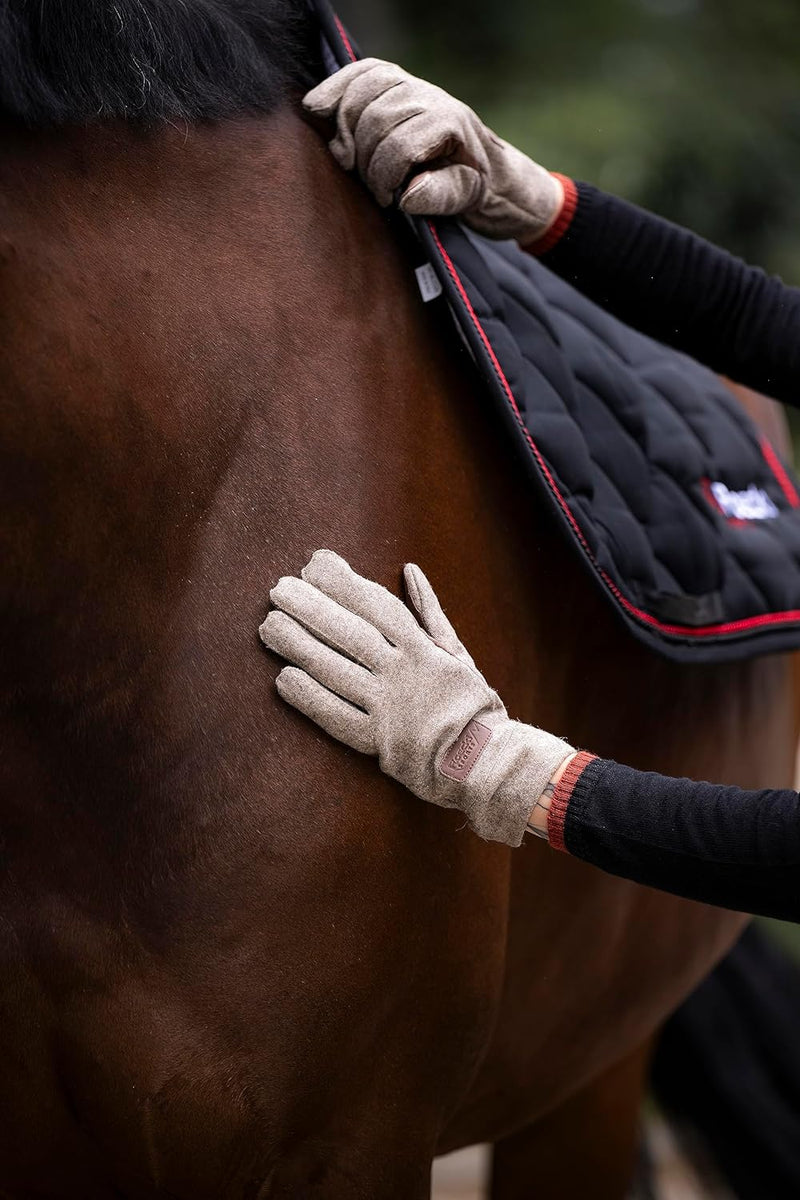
440, 720, 492, 781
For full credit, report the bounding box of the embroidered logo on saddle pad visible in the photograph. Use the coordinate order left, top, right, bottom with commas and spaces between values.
709, 482, 779, 521
440, 719, 492, 781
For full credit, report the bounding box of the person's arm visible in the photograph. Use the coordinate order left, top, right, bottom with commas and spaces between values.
260, 552, 800, 925
304, 60, 800, 407
536, 751, 800, 923
531, 180, 800, 407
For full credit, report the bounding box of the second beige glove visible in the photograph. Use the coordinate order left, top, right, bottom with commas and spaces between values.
259, 550, 574, 846
303, 58, 564, 245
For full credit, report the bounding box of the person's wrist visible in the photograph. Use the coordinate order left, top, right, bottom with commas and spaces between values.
510, 169, 563, 247
538, 172, 565, 235
527, 752, 578, 839
470, 722, 574, 846
513, 159, 564, 242
520, 173, 577, 255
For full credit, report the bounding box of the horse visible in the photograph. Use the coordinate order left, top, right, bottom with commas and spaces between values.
0, 4, 796, 1197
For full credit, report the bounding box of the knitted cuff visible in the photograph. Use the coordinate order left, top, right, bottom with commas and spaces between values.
547, 750, 598, 851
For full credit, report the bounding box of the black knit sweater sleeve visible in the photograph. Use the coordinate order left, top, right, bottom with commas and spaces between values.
537, 182, 800, 407
556, 755, 800, 922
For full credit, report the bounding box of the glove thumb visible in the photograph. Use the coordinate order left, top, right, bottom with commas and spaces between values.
400, 163, 484, 217
403, 564, 476, 668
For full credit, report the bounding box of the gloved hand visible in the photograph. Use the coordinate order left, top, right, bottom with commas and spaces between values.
259, 550, 574, 846
303, 58, 565, 246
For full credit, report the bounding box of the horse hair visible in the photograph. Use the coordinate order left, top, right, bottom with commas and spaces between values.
0, 0, 323, 127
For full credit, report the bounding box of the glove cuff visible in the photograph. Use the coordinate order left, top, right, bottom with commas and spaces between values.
469, 719, 575, 846
469, 139, 564, 243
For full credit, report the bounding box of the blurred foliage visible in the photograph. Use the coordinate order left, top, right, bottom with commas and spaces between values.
337, 0, 800, 281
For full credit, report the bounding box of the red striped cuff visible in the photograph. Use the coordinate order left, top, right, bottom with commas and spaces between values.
525, 174, 579, 257
547, 750, 597, 852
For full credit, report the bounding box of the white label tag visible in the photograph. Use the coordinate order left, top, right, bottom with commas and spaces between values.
415, 263, 443, 303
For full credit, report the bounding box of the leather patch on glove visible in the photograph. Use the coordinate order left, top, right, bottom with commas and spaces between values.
440, 719, 492, 781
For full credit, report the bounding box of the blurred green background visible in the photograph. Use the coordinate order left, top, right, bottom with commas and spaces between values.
337, 0, 800, 957
337, 0, 800, 279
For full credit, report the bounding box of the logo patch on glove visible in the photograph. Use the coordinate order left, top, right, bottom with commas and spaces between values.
440, 719, 492, 781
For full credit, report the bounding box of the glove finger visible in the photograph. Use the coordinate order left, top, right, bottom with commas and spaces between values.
351, 87, 428, 179
269, 573, 390, 669
326, 61, 410, 173
302, 58, 393, 117
301, 550, 421, 648
403, 564, 476, 668
400, 163, 484, 217
363, 114, 458, 207
260, 610, 375, 712
276, 666, 375, 756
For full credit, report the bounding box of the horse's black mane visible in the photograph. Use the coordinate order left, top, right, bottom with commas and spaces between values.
0, 0, 323, 127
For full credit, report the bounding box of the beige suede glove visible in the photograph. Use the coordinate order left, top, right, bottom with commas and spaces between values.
259, 550, 574, 846
303, 58, 564, 244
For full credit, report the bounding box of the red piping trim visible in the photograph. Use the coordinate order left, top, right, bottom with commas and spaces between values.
427, 220, 800, 642
760, 435, 800, 508
547, 751, 597, 853
333, 14, 357, 63
701, 477, 721, 514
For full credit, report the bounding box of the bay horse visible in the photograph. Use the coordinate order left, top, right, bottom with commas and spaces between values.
0, 4, 796, 1197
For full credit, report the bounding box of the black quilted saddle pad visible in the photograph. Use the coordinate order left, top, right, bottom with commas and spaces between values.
317, 1, 800, 663
417, 221, 800, 662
